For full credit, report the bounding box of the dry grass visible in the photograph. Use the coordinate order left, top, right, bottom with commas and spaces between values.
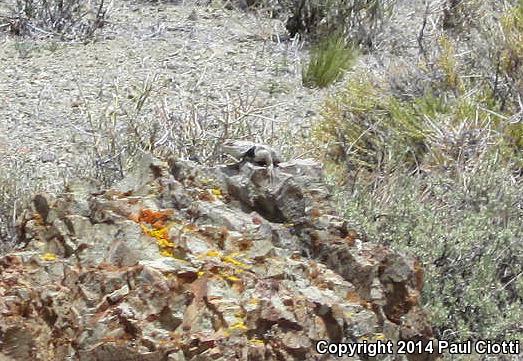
0, 0, 320, 254
1, 0, 108, 40
307, 0, 523, 347
77, 74, 296, 186
0, 162, 45, 253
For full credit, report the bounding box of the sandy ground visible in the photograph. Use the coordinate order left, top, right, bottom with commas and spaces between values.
0, 0, 329, 193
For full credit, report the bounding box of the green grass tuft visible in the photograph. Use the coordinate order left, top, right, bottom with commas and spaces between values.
302, 35, 358, 88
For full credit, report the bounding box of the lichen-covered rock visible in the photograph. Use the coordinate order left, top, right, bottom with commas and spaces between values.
0, 155, 438, 360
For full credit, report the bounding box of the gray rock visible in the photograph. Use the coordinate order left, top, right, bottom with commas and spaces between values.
2, 155, 436, 361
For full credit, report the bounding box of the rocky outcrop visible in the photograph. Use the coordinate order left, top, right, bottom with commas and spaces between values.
0, 154, 437, 360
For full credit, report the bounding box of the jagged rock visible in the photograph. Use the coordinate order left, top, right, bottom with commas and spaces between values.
0, 155, 438, 360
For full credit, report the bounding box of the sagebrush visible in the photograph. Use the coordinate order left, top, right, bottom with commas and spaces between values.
309, 0, 523, 345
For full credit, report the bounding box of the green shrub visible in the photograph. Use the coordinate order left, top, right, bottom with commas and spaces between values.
500, 0, 523, 80
311, 66, 521, 177
311, 77, 444, 175
302, 35, 358, 88
433, 0, 523, 114
331, 154, 522, 342
310, 39, 522, 342
302, 0, 523, 348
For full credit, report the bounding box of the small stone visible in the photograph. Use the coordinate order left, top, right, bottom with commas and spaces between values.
39, 152, 56, 163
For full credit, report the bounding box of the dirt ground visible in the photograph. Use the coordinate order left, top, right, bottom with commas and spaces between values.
0, 0, 329, 194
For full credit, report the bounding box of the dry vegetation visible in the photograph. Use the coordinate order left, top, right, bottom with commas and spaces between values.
304, 0, 523, 349
1, 0, 107, 40
0, 0, 521, 356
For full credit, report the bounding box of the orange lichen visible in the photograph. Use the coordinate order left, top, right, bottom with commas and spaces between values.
138, 208, 173, 227
152, 220, 166, 229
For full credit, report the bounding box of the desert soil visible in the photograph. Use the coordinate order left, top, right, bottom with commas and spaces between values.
0, 0, 330, 194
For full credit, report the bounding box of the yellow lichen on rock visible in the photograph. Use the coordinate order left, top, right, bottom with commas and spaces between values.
40, 252, 57, 261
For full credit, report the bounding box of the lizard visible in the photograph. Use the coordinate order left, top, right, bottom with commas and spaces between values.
220, 140, 283, 184
221, 140, 283, 168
